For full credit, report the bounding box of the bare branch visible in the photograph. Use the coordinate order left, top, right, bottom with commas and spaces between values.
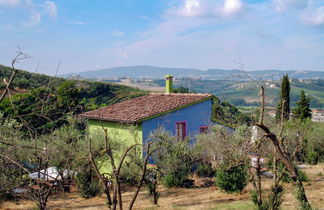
0, 48, 30, 103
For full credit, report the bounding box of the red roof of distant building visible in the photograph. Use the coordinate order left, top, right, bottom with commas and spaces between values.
79, 93, 213, 123
312, 110, 324, 113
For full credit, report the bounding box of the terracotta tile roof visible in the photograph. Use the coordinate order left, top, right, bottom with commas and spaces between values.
79, 93, 213, 123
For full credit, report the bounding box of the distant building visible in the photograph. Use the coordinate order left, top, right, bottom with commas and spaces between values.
312, 110, 324, 122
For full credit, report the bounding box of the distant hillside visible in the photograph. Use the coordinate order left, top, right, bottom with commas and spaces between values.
173, 79, 324, 108
62, 65, 201, 79
0, 64, 145, 135
0, 64, 145, 106
61, 65, 324, 80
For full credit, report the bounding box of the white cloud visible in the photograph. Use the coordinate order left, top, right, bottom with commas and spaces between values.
274, 0, 309, 12
44, 1, 57, 19
167, 0, 244, 18
221, 0, 243, 17
168, 0, 210, 17
0, 0, 21, 7
112, 30, 125, 37
0, 0, 58, 29
302, 6, 324, 25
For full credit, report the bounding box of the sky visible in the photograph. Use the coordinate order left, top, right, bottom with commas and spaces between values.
0, 0, 324, 75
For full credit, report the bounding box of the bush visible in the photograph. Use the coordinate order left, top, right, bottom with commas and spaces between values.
119, 162, 141, 187
196, 162, 215, 178
153, 132, 197, 188
251, 185, 283, 210
215, 165, 247, 193
75, 168, 101, 198
282, 169, 308, 183
162, 170, 188, 188
305, 150, 319, 165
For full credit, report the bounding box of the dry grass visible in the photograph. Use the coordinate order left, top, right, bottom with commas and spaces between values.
1, 164, 323, 210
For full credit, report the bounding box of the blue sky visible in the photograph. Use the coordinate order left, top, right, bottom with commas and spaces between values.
0, 0, 324, 75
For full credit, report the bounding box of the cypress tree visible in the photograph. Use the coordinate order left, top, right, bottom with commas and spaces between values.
293, 90, 312, 120
276, 74, 290, 121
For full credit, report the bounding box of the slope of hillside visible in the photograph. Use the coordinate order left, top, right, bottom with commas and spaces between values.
174, 79, 324, 108
0, 65, 146, 135
0, 64, 145, 106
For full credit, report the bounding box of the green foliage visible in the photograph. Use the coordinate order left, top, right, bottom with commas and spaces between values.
284, 119, 324, 163
153, 132, 197, 188
0, 64, 64, 90
293, 90, 312, 120
144, 168, 160, 205
268, 185, 284, 210
197, 125, 251, 167
75, 166, 101, 198
196, 162, 215, 178
215, 164, 247, 193
57, 80, 79, 107
282, 169, 308, 183
276, 74, 290, 121
295, 181, 312, 210
173, 86, 191, 93
162, 170, 194, 188
0, 65, 145, 136
305, 150, 319, 165
251, 185, 284, 210
212, 97, 252, 127
119, 162, 141, 187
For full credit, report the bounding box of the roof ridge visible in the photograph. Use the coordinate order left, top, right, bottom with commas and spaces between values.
79, 93, 213, 123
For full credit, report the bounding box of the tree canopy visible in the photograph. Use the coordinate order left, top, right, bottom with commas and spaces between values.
276, 74, 290, 121
293, 90, 312, 120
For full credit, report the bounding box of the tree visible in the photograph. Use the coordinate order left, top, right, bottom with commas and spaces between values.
88, 128, 158, 210
293, 90, 312, 120
257, 85, 312, 210
57, 80, 79, 108
276, 74, 290, 121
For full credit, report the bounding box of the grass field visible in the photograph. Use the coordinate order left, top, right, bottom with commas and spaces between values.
1, 164, 323, 210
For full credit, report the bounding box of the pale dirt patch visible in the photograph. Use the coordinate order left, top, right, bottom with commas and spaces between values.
1, 164, 324, 210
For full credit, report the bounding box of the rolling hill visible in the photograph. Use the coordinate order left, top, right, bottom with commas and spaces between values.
62, 65, 324, 80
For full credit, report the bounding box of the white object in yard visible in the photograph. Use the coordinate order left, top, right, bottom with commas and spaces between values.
297, 164, 307, 169
251, 126, 258, 144
262, 172, 274, 178
29, 167, 73, 181
251, 156, 264, 168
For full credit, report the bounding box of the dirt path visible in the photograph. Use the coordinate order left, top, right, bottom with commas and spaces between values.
1, 164, 323, 210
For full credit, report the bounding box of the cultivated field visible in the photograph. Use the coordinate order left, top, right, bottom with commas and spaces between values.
1, 164, 324, 210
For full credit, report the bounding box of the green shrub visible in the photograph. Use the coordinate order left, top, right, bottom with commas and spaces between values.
282, 170, 308, 183
251, 185, 283, 210
215, 164, 247, 193
153, 132, 197, 188
305, 150, 319, 165
162, 170, 188, 188
119, 163, 141, 187
196, 162, 215, 178
75, 168, 101, 198
298, 170, 309, 182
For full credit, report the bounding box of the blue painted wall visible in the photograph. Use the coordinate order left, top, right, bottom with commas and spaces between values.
142, 99, 213, 145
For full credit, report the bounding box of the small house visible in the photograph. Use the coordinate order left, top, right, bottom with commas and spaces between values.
79, 75, 214, 158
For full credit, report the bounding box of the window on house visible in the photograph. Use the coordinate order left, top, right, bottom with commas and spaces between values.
199, 126, 209, 134
176, 122, 186, 140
